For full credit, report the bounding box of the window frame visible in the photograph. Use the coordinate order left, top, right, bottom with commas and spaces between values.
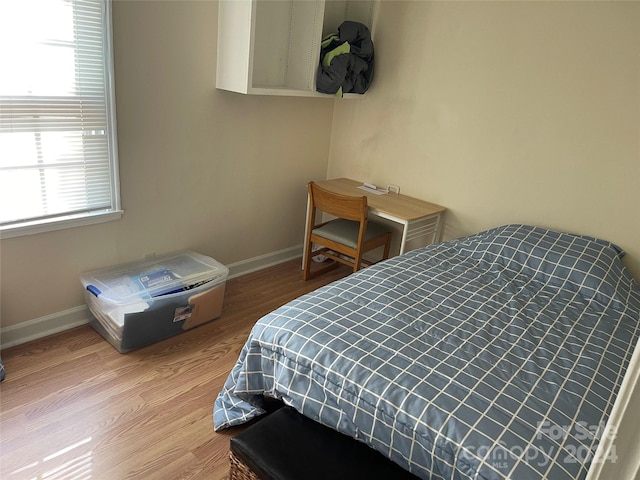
0, 0, 122, 240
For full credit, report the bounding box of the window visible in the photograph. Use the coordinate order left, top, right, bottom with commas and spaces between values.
0, 0, 120, 238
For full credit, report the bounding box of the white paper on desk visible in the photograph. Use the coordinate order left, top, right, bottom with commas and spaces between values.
358, 185, 388, 195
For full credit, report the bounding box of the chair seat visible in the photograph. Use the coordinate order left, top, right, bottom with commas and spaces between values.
312, 218, 390, 249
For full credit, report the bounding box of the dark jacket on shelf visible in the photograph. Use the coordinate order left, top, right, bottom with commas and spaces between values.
316, 21, 374, 96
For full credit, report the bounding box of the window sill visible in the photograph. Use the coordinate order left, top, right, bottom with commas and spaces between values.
0, 210, 124, 239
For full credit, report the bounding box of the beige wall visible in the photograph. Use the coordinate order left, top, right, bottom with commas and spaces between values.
0, 0, 335, 329
329, 0, 640, 280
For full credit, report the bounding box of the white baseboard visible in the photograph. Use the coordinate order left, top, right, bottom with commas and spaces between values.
226, 245, 302, 279
0, 245, 303, 350
1, 306, 90, 350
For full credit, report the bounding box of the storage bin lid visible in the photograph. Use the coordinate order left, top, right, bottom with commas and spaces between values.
80, 250, 228, 305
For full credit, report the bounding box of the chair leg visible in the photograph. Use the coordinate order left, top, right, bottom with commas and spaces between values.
303, 241, 314, 281
382, 233, 391, 260
353, 254, 362, 273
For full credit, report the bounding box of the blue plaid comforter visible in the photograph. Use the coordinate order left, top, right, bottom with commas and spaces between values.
214, 225, 640, 480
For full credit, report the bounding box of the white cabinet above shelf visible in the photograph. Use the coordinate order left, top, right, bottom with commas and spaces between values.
216, 0, 376, 97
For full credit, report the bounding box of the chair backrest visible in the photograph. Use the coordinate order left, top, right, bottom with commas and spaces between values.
308, 181, 368, 222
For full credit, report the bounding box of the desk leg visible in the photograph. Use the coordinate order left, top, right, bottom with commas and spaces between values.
399, 220, 410, 256
302, 196, 311, 269
434, 212, 444, 243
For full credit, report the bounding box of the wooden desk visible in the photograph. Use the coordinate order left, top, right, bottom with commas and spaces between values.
307, 178, 447, 257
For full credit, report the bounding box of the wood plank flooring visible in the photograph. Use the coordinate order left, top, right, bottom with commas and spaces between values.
0, 259, 351, 480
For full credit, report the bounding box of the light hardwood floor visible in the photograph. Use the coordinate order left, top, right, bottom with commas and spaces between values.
0, 259, 351, 480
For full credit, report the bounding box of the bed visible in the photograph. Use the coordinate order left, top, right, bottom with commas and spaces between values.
214, 224, 640, 480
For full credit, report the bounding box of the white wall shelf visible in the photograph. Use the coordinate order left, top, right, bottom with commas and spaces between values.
216, 0, 376, 97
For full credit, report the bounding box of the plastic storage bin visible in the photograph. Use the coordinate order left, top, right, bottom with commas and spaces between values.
81, 250, 229, 353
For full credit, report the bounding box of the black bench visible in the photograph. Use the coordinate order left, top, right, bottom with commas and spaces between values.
229, 406, 420, 480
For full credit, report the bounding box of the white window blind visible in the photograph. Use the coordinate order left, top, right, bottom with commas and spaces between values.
0, 0, 120, 236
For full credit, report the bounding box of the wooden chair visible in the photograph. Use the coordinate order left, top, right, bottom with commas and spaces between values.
303, 181, 392, 280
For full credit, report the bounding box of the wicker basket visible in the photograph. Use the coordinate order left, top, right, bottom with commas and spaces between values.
229, 450, 261, 480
